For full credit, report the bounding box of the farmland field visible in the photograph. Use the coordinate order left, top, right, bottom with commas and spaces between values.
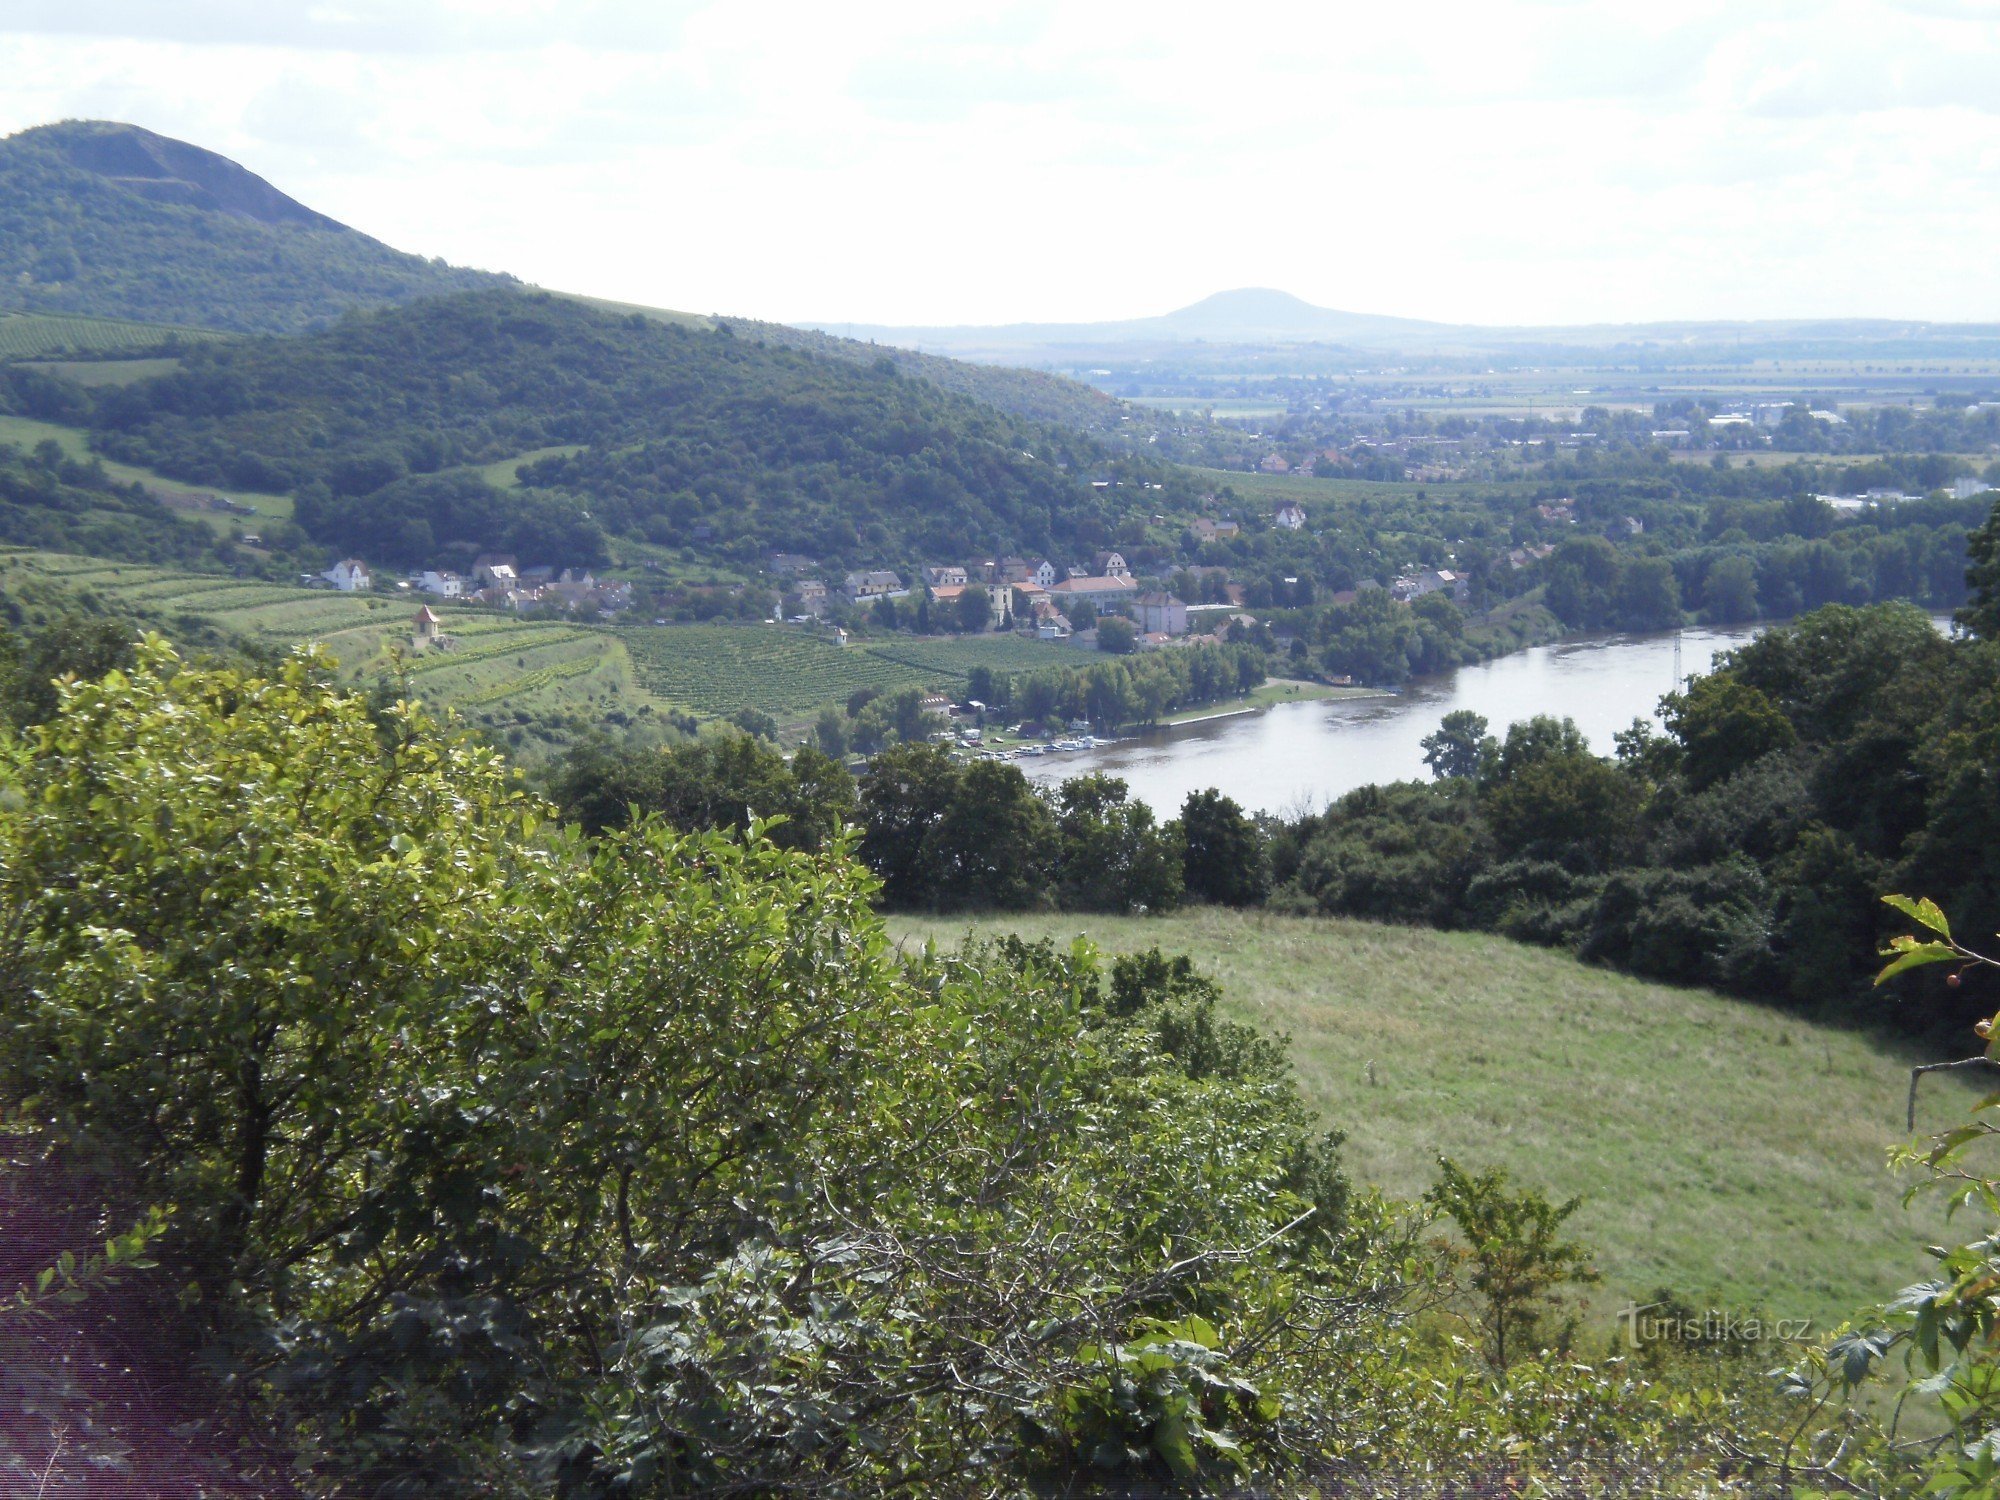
890, 906, 1970, 1333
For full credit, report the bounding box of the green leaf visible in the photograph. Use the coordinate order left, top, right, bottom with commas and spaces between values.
1885, 894, 1953, 940
1877, 941, 1957, 985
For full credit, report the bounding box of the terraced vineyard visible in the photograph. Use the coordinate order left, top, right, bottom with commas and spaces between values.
0, 550, 629, 722
0, 551, 1091, 730
863, 635, 1085, 676
623, 626, 1079, 719
0, 312, 224, 359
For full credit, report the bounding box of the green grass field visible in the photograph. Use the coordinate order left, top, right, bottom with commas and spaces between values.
889, 906, 1969, 1333
0, 414, 294, 529
473, 445, 584, 489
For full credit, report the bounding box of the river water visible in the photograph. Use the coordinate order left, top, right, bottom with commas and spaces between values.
1021, 624, 1766, 816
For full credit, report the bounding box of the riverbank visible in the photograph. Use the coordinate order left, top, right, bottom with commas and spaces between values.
1017, 623, 1769, 813
1158, 677, 1383, 726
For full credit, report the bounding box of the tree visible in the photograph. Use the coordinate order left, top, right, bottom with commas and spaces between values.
1426, 1157, 1598, 1370
2, 612, 137, 727
1482, 715, 1591, 786
1421, 710, 1492, 780
1053, 775, 1182, 913
859, 744, 1054, 910
1961, 493, 2000, 639
1096, 615, 1137, 654
813, 708, 848, 758
730, 705, 778, 741
1662, 674, 1798, 792
1481, 751, 1642, 869
955, 585, 991, 634
1177, 788, 1268, 906
1702, 554, 1759, 622
1614, 555, 1682, 631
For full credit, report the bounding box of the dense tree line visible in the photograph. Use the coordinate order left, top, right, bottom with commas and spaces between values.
546, 731, 1266, 917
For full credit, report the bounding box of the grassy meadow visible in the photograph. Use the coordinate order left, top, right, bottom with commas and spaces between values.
0, 413, 295, 531
890, 905, 1970, 1333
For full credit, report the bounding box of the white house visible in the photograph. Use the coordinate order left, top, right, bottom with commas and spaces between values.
1133, 592, 1190, 635
418, 569, 464, 598
1027, 558, 1060, 589
844, 569, 907, 602
472, 553, 519, 592
924, 564, 969, 589
323, 559, 370, 592
1274, 502, 1307, 531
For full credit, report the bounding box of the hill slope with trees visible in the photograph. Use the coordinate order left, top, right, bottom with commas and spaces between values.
63, 288, 1177, 569
0, 121, 511, 334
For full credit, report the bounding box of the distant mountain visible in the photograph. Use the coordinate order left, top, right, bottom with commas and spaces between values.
0, 121, 511, 334
807, 287, 1451, 355
808, 287, 2000, 365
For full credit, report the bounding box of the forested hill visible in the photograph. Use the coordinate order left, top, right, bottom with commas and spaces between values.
72, 288, 1169, 568
0, 121, 511, 333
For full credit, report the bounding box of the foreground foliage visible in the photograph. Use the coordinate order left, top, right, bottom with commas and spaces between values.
0, 641, 1830, 1494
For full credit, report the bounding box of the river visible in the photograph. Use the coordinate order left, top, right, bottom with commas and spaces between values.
1021, 624, 1766, 816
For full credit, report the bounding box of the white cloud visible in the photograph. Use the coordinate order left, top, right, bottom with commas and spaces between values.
3, 0, 1999, 324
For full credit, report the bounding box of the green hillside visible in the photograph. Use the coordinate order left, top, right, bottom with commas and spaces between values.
892, 906, 1966, 1330
78, 288, 1182, 569
0, 121, 510, 333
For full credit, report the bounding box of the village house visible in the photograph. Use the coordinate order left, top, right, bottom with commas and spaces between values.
1026, 558, 1060, 589
472, 553, 519, 593
417, 569, 464, 598
1391, 569, 1470, 604
924, 564, 969, 590
1049, 574, 1139, 611
768, 551, 815, 576
1259, 453, 1290, 474
794, 578, 828, 615
1506, 544, 1556, 570
1535, 502, 1576, 524
844, 569, 907, 602
1132, 592, 1190, 636
1188, 518, 1241, 543
1274, 501, 1306, 531
1090, 551, 1132, 579
323, 558, 370, 592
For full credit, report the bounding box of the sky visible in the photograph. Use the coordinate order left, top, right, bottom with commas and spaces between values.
5, 0, 2000, 327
